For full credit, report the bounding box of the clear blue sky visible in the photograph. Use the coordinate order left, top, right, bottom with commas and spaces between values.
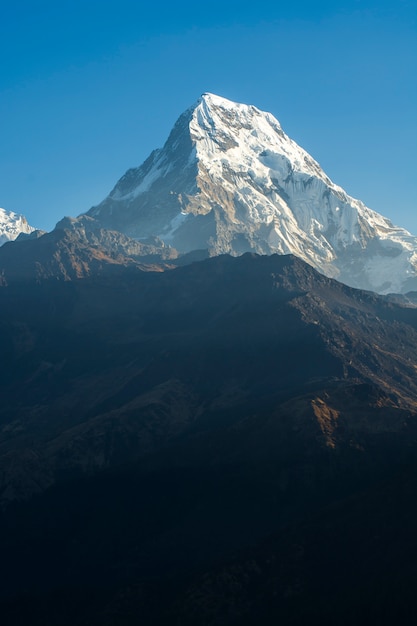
1, 1, 416, 234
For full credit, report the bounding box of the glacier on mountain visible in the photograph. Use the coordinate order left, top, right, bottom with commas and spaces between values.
0, 207, 35, 246
86, 93, 417, 294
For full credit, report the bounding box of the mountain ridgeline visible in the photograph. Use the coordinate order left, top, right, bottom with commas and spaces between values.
87, 93, 417, 294
1, 93, 416, 294
0, 94, 417, 625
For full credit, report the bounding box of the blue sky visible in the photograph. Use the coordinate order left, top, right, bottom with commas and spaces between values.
1, 1, 416, 233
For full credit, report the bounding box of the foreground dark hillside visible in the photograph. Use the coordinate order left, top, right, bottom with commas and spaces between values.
0, 253, 416, 625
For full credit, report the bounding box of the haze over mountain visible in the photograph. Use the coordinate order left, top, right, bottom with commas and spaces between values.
0, 215, 180, 285
87, 93, 417, 295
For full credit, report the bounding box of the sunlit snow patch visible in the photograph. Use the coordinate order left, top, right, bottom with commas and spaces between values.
159, 211, 190, 241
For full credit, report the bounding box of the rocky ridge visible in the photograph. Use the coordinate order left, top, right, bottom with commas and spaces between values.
0, 215, 178, 284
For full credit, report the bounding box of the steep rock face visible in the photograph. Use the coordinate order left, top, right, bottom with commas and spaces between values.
0, 207, 35, 245
87, 93, 417, 294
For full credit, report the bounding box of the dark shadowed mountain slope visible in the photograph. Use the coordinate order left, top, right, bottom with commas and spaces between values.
0, 253, 416, 503
0, 253, 416, 625
163, 455, 417, 626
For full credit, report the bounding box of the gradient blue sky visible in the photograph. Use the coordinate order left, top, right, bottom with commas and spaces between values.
1, 1, 416, 233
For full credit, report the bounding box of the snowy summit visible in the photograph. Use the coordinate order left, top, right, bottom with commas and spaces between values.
87, 93, 417, 294
0, 207, 35, 246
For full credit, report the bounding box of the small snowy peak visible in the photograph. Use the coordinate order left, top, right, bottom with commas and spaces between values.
0, 207, 36, 246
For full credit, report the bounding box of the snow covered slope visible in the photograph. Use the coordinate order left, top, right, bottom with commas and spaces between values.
0, 207, 35, 245
87, 93, 417, 294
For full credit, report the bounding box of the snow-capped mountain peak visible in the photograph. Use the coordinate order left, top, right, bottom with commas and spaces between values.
86, 94, 417, 294
192, 92, 324, 179
0, 207, 36, 246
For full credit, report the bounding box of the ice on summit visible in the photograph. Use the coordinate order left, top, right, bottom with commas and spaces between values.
86, 93, 417, 294
0, 207, 36, 246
